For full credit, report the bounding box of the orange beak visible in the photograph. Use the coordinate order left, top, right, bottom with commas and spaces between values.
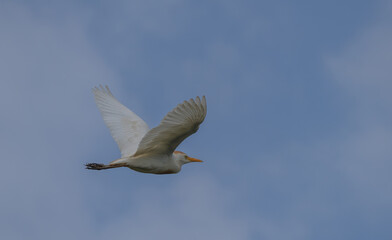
187, 156, 203, 162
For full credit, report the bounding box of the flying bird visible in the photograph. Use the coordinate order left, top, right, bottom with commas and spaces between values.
85, 86, 207, 174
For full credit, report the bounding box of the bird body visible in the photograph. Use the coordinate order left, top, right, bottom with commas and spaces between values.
86, 86, 206, 174
112, 151, 197, 174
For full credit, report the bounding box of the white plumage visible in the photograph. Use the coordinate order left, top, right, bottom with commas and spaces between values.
86, 85, 207, 174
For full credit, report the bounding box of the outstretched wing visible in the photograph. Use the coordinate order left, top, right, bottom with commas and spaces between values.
93, 85, 150, 157
134, 96, 207, 156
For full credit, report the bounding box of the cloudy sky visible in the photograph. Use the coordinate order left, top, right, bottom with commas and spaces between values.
1, 0, 391, 239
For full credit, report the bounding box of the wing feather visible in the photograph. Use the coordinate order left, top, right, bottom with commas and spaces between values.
93, 85, 149, 157
134, 96, 207, 156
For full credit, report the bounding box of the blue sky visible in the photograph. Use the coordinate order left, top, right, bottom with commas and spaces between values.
1, 0, 391, 239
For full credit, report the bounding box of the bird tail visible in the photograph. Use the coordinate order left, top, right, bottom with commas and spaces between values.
109, 157, 129, 165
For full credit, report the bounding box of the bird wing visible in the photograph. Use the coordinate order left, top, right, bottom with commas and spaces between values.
93, 85, 150, 157
134, 96, 207, 156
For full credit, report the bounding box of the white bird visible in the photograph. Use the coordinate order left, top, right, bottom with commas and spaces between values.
86, 85, 207, 174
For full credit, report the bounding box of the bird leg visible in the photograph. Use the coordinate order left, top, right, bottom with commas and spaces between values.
85, 162, 126, 170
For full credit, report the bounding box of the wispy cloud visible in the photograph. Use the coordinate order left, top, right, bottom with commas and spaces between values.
0, 2, 117, 239
0, 2, 253, 239
326, 1, 392, 220
2, 1, 392, 240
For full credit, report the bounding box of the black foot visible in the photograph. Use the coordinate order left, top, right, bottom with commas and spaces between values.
85, 163, 105, 170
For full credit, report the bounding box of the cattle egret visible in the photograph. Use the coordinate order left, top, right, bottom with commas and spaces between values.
85, 86, 207, 174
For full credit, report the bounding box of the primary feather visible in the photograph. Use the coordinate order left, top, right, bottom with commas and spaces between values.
93, 85, 207, 159
134, 96, 207, 156
93, 86, 149, 157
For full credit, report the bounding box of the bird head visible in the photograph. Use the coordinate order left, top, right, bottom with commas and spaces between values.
173, 151, 203, 165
